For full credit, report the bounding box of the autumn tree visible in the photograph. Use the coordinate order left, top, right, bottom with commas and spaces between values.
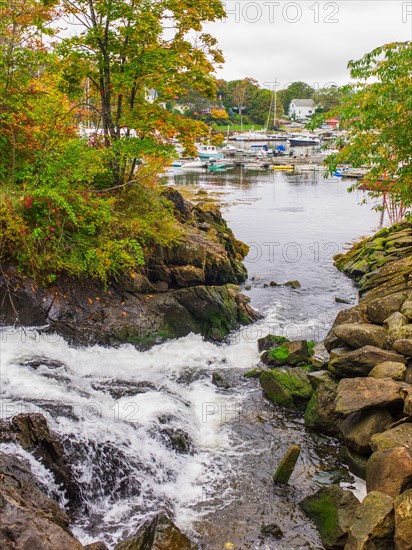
228, 78, 257, 130
58, 0, 225, 185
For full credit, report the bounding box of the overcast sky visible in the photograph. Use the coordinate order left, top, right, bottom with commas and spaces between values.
204, 1, 412, 90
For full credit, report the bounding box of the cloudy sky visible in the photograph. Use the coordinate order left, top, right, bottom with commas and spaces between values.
205, 1, 412, 90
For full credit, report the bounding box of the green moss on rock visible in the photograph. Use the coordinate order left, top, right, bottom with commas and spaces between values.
259, 367, 313, 408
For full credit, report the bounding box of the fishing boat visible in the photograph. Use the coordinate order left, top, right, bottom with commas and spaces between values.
197, 144, 224, 159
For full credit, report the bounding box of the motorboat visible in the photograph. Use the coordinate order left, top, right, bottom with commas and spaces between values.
286, 134, 321, 146
197, 144, 224, 159
180, 158, 207, 169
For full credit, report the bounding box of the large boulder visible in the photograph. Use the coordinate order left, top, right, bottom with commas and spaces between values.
259, 367, 313, 408
333, 324, 388, 350
329, 346, 406, 378
299, 484, 360, 549
334, 378, 407, 415
366, 447, 412, 498
114, 512, 197, 550
368, 361, 407, 381
394, 489, 412, 550
309, 342, 330, 369
0, 452, 83, 549
324, 306, 369, 352
339, 409, 393, 455
345, 491, 394, 550
260, 340, 309, 367
304, 379, 341, 436
370, 423, 412, 452
392, 339, 412, 357
366, 292, 407, 324
383, 311, 409, 331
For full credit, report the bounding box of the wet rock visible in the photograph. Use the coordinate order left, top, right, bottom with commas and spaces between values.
84, 543, 109, 550
257, 334, 289, 353
284, 280, 301, 289
329, 346, 406, 377
333, 323, 388, 350
0, 452, 83, 549
0, 413, 78, 505
158, 428, 195, 455
345, 491, 394, 550
299, 484, 360, 548
368, 361, 407, 381
394, 488, 412, 550
335, 296, 351, 304
260, 523, 283, 539
92, 380, 157, 399
261, 340, 309, 367
304, 379, 341, 436
17, 356, 67, 370
366, 447, 412, 498
339, 409, 393, 455
335, 378, 407, 415
367, 292, 407, 324
259, 366, 313, 409
370, 423, 412, 452
338, 446, 368, 480
114, 512, 197, 549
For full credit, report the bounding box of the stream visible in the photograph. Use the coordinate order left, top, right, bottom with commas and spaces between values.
0, 168, 380, 549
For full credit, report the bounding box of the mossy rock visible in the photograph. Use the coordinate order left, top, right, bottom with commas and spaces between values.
257, 334, 289, 352
259, 367, 313, 408
261, 340, 309, 367
300, 484, 360, 549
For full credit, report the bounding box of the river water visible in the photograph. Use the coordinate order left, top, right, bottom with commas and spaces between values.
0, 168, 379, 549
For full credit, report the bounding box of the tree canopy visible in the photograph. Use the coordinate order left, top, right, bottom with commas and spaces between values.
0, 0, 226, 282
316, 42, 412, 207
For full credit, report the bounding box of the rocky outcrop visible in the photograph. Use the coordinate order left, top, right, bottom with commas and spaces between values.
0, 452, 84, 549
0, 413, 78, 506
0, 191, 259, 348
339, 409, 393, 455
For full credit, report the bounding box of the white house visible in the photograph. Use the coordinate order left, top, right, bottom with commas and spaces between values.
289, 99, 317, 120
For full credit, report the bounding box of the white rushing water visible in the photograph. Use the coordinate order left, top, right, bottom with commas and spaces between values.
0, 171, 381, 549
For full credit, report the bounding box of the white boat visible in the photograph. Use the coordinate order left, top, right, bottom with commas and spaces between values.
287, 134, 321, 146
180, 158, 207, 169
197, 144, 224, 159
267, 133, 287, 141
229, 131, 269, 142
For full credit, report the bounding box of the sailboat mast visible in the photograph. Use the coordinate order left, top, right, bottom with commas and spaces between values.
273, 79, 277, 130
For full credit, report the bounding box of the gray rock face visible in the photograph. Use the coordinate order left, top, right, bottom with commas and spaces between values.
299, 484, 360, 549
340, 409, 393, 455
333, 323, 388, 350
370, 423, 412, 452
345, 491, 394, 550
368, 361, 407, 381
329, 346, 406, 378
0, 452, 83, 550
335, 378, 407, 415
114, 512, 197, 550
366, 447, 412, 498
394, 489, 412, 550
